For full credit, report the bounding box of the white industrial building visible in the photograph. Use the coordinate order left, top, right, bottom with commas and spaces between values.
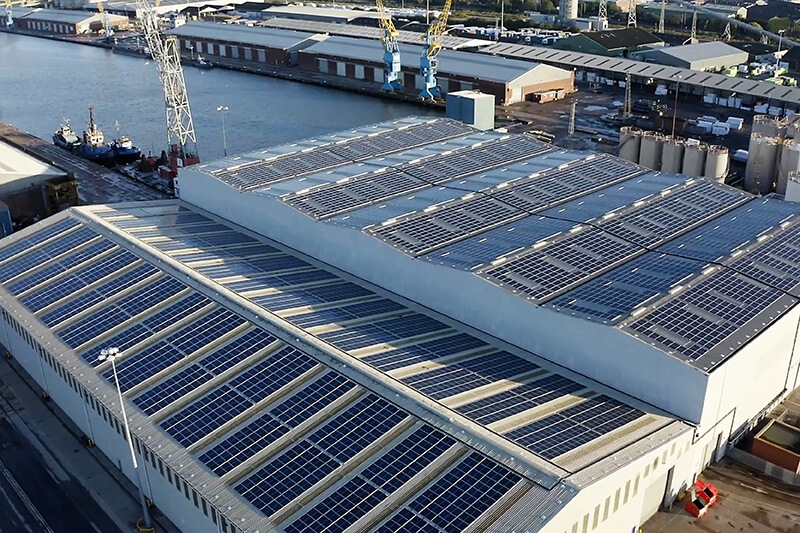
1, 116, 799, 533
630, 41, 749, 72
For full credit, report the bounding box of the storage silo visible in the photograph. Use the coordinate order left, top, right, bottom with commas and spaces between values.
682, 143, 707, 177
777, 141, 800, 195
661, 136, 684, 174
787, 172, 800, 203
752, 115, 785, 137
618, 127, 642, 163
639, 131, 664, 171
745, 133, 781, 194
703, 145, 729, 182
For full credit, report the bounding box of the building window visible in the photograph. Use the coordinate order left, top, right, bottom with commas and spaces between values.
158, 459, 164, 476
613, 488, 621, 511
184, 482, 190, 500
192, 489, 198, 508
624, 480, 631, 504
211, 508, 217, 525
167, 468, 172, 484
221, 516, 229, 533
603, 496, 610, 520
592, 505, 600, 529
201, 498, 208, 516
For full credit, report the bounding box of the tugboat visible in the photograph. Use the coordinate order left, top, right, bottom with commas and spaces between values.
77, 105, 115, 165
53, 120, 80, 151
194, 55, 214, 70
110, 121, 142, 164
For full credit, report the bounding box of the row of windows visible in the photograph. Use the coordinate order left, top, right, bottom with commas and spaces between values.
180, 39, 267, 62
0, 308, 242, 533
22, 20, 75, 33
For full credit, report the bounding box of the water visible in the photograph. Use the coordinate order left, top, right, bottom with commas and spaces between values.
0, 32, 440, 161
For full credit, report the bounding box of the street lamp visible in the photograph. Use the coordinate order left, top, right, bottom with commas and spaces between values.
216, 105, 228, 158
777, 29, 786, 71
98, 347, 153, 530
672, 74, 682, 138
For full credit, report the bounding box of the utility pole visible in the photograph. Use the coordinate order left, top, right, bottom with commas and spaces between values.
690, 9, 697, 42
598, 0, 607, 21
658, 0, 665, 33
624, 73, 632, 117
627, 0, 637, 28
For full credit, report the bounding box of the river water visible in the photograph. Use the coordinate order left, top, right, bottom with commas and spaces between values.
0, 32, 440, 161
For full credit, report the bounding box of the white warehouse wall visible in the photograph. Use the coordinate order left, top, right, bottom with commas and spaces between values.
177, 172, 711, 423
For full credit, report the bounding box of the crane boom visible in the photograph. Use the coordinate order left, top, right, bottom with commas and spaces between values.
420, 0, 452, 100
376, 0, 402, 91
96, 1, 113, 40
135, 0, 198, 167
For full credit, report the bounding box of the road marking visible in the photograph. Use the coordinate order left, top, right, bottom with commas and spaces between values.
0, 457, 55, 533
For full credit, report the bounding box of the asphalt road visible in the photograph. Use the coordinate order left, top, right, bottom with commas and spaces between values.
0, 417, 121, 533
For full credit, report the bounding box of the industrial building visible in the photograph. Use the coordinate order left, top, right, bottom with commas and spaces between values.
2, 116, 800, 533
729, 41, 782, 64
168, 22, 324, 66
630, 41, 749, 72
559, 0, 578, 21
297, 36, 574, 104
261, 5, 386, 25
0, 140, 74, 226
553, 28, 664, 57
14, 8, 129, 35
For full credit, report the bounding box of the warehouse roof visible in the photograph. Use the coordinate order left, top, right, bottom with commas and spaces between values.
259, 17, 492, 50
193, 116, 800, 375
167, 21, 320, 50
729, 41, 778, 57
18, 8, 103, 23
301, 35, 563, 83
639, 41, 748, 64
480, 42, 800, 105
262, 5, 386, 21
0, 199, 685, 533
0, 140, 65, 186
579, 27, 663, 50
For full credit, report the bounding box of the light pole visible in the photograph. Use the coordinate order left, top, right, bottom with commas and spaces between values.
99, 347, 153, 530
216, 105, 228, 157
672, 74, 682, 138
777, 29, 786, 71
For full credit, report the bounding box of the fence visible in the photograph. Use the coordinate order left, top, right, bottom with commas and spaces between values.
727, 447, 800, 487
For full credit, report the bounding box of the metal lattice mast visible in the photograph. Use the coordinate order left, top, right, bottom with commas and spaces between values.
598, 0, 607, 20
627, 0, 637, 27
420, 0, 452, 100
136, 0, 198, 160
376, 0, 402, 92
624, 73, 632, 116
658, 0, 665, 33
690, 9, 697, 41
722, 21, 731, 42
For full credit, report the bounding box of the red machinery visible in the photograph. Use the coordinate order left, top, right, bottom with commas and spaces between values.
684, 479, 719, 518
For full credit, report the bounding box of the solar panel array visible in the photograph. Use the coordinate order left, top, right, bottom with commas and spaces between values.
211, 119, 473, 190
284, 134, 551, 219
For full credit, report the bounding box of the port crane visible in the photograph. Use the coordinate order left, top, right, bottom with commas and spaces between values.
376, 0, 402, 91
4, 0, 12, 28
135, 0, 199, 171
419, 0, 452, 100
96, 1, 113, 40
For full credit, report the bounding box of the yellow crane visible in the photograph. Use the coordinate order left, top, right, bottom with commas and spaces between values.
96, 1, 113, 40
420, 0, 452, 100
376, 0, 402, 91
5, 0, 12, 28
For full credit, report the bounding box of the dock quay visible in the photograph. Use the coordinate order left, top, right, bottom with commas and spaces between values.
0, 121, 167, 204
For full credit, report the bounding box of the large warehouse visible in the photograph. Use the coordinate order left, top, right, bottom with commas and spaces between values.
15, 8, 129, 35
1, 117, 799, 533
630, 41, 749, 72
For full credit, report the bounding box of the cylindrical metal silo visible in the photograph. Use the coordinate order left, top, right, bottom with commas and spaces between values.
639, 131, 663, 171
752, 115, 785, 137
682, 143, 707, 177
661, 136, 684, 174
777, 141, 800, 195
703, 145, 729, 182
618, 126, 642, 163
745, 133, 781, 194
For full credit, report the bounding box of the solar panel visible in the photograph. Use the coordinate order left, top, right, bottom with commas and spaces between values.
376, 453, 521, 533
149, 232, 258, 253
285, 425, 456, 533
161, 385, 253, 447
222, 269, 337, 293
194, 255, 310, 279
319, 313, 450, 352
455, 374, 586, 425
504, 395, 645, 460
213, 119, 473, 191
199, 372, 355, 476
250, 282, 374, 312
0, 218, 80, 265
131, 222, 232, 239
361, 333, 489, 372
725, 220, 800, 295
112, 213, 213, 229
228, 346, 317, 403
235, 394, 407, 516
401, 351, 538, 400
287, 299, 407, 328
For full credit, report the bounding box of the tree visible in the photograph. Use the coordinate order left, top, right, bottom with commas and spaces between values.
751, 22, 763, 30
766, 17, 790, 34
539, 0, 557, 14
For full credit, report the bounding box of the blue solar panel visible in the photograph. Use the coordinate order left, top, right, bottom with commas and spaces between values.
549, 252, 705, 323
725, 219, 800, 294
131, 223, 232, 239
505, 395, 645, 459
236, 394, 406, 516
0, 218, 80, 265
133, 365, 214, 415
455, 373, 586, 424
222, 269, 336, 293
377, 453, 521, 533
195, 255, 310, 279
197, 328, 277, 375
656, 197, 799, 262
113, 213, 213, 229
228, 346, 317, 403
199, 372, 354, 476
361, 333, 488, 372
319, 314, 449, 352
251, 282, 375, 312
287, 299, 407, 328
151, 232, 258, 252
161, 385, 253, 447
169, 244, 278, 263
285, 477, 384, 533
401, 352, 537, 400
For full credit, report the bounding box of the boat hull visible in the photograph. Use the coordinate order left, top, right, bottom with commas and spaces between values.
113, 146, 142, 164
79, 145, 115, 166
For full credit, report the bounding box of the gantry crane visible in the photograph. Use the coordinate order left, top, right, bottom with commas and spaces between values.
96, 1, 113, 40
135, 0, 199, 170
5, 0, 12, 28
420, 0, 452, 101
376, 0, 402, 92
